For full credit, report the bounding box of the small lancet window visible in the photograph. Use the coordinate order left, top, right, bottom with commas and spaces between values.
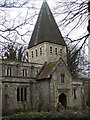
23, 69, 27, 77
74, 88, 77, 99
7, 68, 12, 76
17, 87, 27, 102
24, 88, 27, 101
32, 51, 33, 58
50, 47, 52, 54
60, 49, 62, 55
21, 88, 23, 101
61, 74, 65, 83
36, 49, 38, 57
17, 88, 20, 101
55, 48, 57, 55
40, 48, 42, 55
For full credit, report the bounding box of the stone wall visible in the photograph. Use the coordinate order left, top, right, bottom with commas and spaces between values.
28, 43, 47, 64
28, 42, 67, 64
2, 77, 33, 112
1, 59, 84, 113
50, 60, 73, 108
2, 60, 43, 78
37, 79, 51, 111
35, 60, 73, 111
72, 81, 83, 108
2, 59, 43, 113
84, 80, 90, 104
29, 83, 38, 111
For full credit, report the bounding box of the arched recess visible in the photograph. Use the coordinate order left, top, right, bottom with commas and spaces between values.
59, 93, 67, 108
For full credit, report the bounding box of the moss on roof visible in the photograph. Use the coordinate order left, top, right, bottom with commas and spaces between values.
45, 62, 56, 69
37, 62, 57, 80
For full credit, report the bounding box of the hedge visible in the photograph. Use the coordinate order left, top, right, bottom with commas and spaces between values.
2, 111, 90, 120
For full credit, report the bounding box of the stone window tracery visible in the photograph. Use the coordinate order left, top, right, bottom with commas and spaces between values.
17, 87, 27, 102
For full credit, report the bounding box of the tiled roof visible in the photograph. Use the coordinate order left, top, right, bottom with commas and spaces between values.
28, 1, 66, 49
37, 62, 57, 80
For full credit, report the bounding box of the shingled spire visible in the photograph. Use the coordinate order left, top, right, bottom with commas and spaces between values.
28, 1, 66, 49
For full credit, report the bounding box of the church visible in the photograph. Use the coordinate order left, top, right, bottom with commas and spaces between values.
1, 1, 85, 113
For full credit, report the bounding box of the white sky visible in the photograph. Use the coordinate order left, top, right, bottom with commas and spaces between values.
0, 0, 89, 77
0, 0, 88, 55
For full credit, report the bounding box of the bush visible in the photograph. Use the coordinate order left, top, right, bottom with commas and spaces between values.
86, 100, 90, 106
2, 111, 90, 120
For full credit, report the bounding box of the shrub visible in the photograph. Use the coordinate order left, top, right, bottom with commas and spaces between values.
2, 111, 90, 120
86, 100, 90, 106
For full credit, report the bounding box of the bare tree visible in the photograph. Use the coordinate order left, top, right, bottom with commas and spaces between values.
0, 0, 89, 52
53, 0, 89, 77
0, 0, 39, 58
53, 0, 89, 51
0, 0, 89, 77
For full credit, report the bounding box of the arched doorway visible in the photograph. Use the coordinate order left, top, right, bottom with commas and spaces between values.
59, 93, 67, 108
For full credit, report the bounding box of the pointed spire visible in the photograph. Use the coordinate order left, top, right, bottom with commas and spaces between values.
43, 0, 46, 2
28, 1, 66, 49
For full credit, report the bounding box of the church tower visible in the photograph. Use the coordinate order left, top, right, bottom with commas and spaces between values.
28, 1, 67, 64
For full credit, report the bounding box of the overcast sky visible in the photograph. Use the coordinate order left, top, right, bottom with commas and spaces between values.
0, 0, 88, 55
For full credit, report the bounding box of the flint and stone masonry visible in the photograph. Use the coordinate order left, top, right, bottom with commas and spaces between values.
1, 1, 86, 113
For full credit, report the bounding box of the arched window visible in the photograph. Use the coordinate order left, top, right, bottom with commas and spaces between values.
31, 66, 34, 77
24, 88, 27, 101
21, 88, 23, 101
36, 70, 38, 75
61, 74, 65, 83
74, 88, 76, 99
36, 49, 38, 57
23, 69, 27, 77
60, 49, 62, 55
7, 68, 12, 76
17, 87, 27, 102
50, 47, 52, 54
31, 51, 33, 58
55, 48, 57, 55
17, 88, 20, 101
40, 48, 42, 55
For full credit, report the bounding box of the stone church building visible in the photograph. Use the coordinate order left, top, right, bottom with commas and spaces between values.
1, 1, 85, 113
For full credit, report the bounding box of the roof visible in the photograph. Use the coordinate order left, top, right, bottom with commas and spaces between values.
37, 57, 72, 80
28, 1, 66, 49
37, 61, 57, 80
